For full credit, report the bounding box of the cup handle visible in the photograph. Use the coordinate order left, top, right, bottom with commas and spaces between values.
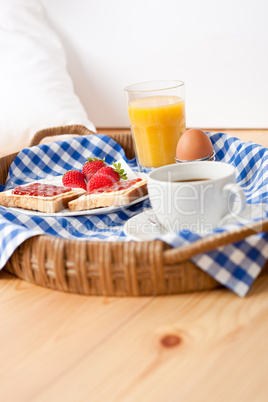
218, 183, 247, 226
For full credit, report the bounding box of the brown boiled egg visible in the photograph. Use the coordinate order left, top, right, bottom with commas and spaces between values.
176, 128, 214, 161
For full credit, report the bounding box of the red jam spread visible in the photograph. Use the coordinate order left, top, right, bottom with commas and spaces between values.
88, 178, 143, 195
12, 183, 72, 197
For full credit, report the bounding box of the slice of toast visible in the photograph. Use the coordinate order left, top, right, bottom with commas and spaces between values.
0, 183, 85, 213
68, 178, 147, 212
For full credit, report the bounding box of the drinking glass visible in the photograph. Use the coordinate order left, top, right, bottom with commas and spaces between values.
124, 80, 185, 172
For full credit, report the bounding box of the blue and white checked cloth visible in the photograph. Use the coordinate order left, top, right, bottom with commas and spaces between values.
1, 132, 268, 297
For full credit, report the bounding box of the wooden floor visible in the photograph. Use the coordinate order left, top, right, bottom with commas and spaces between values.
0, 129, 268, 402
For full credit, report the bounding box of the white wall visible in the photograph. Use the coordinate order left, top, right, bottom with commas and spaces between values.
42, 0, 268, 128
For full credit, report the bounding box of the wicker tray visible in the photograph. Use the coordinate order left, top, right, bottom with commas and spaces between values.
1, 125, 268, 296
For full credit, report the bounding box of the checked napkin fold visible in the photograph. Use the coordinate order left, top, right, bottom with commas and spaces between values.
1, 132, 268, 296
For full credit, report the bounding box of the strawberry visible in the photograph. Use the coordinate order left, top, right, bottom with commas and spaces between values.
97, 162, 128, 181
82, 157, 106, 181
87, 162, 127, 192
62, 170, 86, 190
87, 174, 115, 192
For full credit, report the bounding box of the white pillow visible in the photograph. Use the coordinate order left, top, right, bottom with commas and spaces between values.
0, 0, 96, 157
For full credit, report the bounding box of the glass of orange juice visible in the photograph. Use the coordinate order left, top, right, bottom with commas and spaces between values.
124, 80, 185, 172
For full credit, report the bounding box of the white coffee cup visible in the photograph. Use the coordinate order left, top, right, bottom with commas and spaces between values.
147, 161, 247, 234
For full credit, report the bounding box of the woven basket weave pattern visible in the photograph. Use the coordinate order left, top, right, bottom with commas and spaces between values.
4, 237, 219, 296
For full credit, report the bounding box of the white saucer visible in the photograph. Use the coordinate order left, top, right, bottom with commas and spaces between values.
123, 204, 267, 241
123, 209, 168, 241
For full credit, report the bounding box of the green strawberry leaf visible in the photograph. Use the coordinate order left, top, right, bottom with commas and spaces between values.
112, 162, 128, 180
87, 157, 105, 163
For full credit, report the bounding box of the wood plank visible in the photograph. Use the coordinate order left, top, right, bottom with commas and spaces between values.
0, 271, 152, 401
1, 270, 267, 401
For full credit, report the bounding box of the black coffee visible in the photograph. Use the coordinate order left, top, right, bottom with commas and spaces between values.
173, 178, 211, 182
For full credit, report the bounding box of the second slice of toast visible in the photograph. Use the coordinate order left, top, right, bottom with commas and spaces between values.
68, 178, 147, 212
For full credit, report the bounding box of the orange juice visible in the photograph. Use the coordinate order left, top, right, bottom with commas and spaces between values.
128, 95, 185, 168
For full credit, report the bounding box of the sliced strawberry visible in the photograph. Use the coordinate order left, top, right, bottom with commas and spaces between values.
62, 170, 86, 190
82, 157, 106, 181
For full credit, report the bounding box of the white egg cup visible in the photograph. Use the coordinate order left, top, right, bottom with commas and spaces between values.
175, 151, 215, 163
